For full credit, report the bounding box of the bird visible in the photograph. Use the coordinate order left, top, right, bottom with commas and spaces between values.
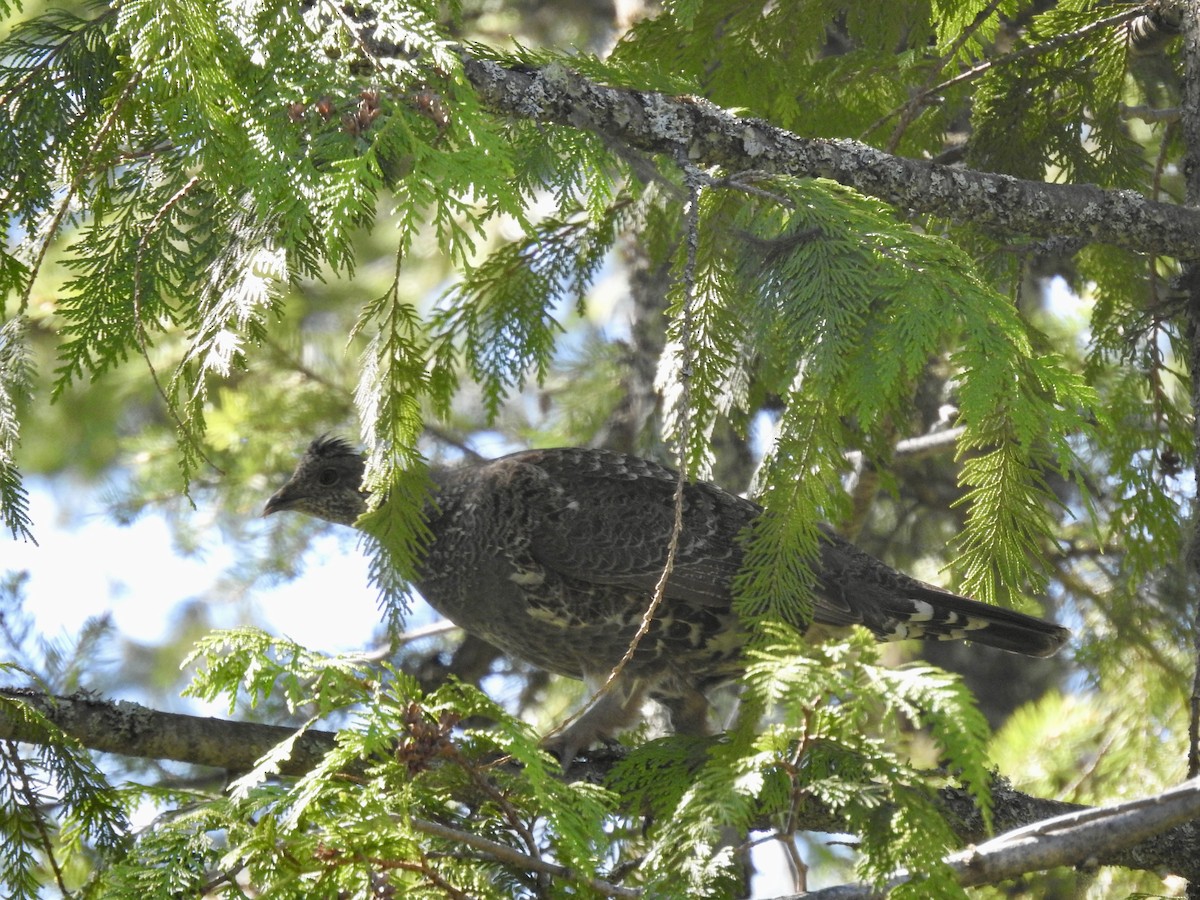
264, 436, 1069, 760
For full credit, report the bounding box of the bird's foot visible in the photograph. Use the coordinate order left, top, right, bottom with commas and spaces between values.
541, 677, 645, 771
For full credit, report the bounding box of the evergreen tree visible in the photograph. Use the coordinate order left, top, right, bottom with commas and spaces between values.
2, 0, 1200, 896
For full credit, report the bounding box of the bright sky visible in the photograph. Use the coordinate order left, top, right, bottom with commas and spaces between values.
6, 480, 384, 653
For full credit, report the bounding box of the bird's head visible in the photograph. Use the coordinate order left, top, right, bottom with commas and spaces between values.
263, 435, 369, 527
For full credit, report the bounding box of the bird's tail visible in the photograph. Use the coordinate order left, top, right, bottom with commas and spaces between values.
879, 587, 1069, 658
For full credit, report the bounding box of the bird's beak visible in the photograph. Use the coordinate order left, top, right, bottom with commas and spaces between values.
262, 485, 298, 517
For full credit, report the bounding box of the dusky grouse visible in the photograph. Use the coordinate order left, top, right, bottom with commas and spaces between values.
265, 436, 1068, 758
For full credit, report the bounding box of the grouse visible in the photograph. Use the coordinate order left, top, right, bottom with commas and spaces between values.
264, 436, 1069, 758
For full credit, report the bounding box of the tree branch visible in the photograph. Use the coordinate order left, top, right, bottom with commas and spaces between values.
0, 687, 334, 777
438, 55, 1200, 257
330, 3, 1200, 256
2, 687, 1198, 882
789, 777, 1200, 898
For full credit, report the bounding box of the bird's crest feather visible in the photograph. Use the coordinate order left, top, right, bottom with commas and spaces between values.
309, 434, 360, 459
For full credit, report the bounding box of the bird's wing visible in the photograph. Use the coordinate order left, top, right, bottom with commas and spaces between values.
513, 449, 755, 608
513, 449, 880, 625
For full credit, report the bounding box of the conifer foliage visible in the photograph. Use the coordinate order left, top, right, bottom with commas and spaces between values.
2, 0, 1200, 896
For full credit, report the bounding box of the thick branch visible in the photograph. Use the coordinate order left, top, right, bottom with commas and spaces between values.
449, 55, 1200, 258
2, 687, 1198, 882
948, 779, 1200, 886
0, 687, 335, 777
793, 777, 1200, 898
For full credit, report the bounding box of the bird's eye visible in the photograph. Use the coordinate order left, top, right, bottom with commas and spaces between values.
318, 468, 340, 486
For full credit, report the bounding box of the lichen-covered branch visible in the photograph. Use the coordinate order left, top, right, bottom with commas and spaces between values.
0, 687, 333, 777
799, 777, 1200, 898
447, 56, 1200, 258
338, 2, 1200, 258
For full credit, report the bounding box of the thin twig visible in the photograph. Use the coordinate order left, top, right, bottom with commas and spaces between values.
352, 619, 462, 662
865, 7, 1144, 140
879, 0, 1005, 151
446, 743, 544, 867
3, 740, 68, 895
410, 817, 641, 897
712, 170, 797, 208
1122, 104, 1181, 124
394, 619, 461, 645
130, 174, 225, 478
780, 834, 808, 894
421, 424, 486, 461
196, 859, 249, 895
924, 7, 1141, 99
841, 424, 966, 473
548, 167, 705, 741
323, 0, 388, 71
599, 166, 703, 695
17, 73, 139, 313
259, 332, 348, 393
